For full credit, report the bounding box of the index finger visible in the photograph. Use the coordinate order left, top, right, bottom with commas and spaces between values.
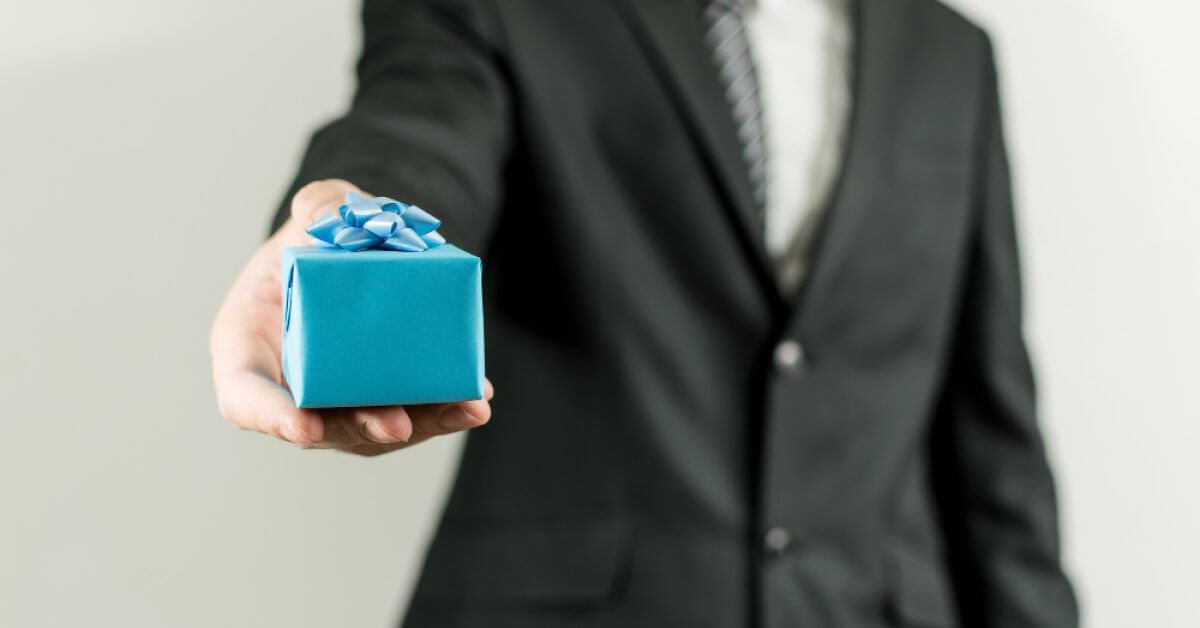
213, 366, 326, 446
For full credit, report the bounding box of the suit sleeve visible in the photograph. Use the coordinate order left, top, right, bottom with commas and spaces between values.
929, 36, 1080, 628
271, 0, 511, 254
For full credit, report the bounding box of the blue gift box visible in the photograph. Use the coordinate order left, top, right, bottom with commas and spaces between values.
280, 245, 485, 408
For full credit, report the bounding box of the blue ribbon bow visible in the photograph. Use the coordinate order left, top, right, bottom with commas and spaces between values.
306, 192, 447, 252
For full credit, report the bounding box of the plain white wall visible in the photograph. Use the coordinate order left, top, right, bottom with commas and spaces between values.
0, 1, 1195, 626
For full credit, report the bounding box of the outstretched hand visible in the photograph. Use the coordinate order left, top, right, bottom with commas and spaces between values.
210, 179, 493, 456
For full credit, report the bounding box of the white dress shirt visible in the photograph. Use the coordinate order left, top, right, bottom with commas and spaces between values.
744, 0, 854, 292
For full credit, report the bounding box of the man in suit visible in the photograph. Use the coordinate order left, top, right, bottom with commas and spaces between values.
210, 0, 1079, 625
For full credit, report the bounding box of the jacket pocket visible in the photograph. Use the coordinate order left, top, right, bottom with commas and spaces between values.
412, 511, 635, 609
884, 544, 958, 627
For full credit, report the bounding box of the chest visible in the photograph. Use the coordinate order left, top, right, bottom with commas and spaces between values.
491, 0, 984, 339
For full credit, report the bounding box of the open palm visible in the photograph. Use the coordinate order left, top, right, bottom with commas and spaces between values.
210, 180, 492, 455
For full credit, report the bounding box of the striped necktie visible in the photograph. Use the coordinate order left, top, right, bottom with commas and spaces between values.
702, 0, 769, 218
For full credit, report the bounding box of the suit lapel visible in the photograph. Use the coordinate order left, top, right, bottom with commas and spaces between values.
613, 0, 915, 314
787, 0, 915, 313
612, 0, 776, 292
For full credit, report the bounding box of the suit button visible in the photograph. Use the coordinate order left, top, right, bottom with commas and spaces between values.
773, 340, 806, 377
763, 526, 793, 557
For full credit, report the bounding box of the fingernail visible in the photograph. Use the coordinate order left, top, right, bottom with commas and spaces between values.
437, 407, 483, 431
281, 422, 304, 443
360, 418, 398, 443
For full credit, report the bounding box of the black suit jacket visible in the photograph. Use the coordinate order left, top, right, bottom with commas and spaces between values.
273, 0, 1079, 626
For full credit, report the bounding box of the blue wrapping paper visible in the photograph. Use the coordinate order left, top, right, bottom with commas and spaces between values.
280, 194, 484, 408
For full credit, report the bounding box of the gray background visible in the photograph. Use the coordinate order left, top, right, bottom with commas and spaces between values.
1, 1, 1196, 626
